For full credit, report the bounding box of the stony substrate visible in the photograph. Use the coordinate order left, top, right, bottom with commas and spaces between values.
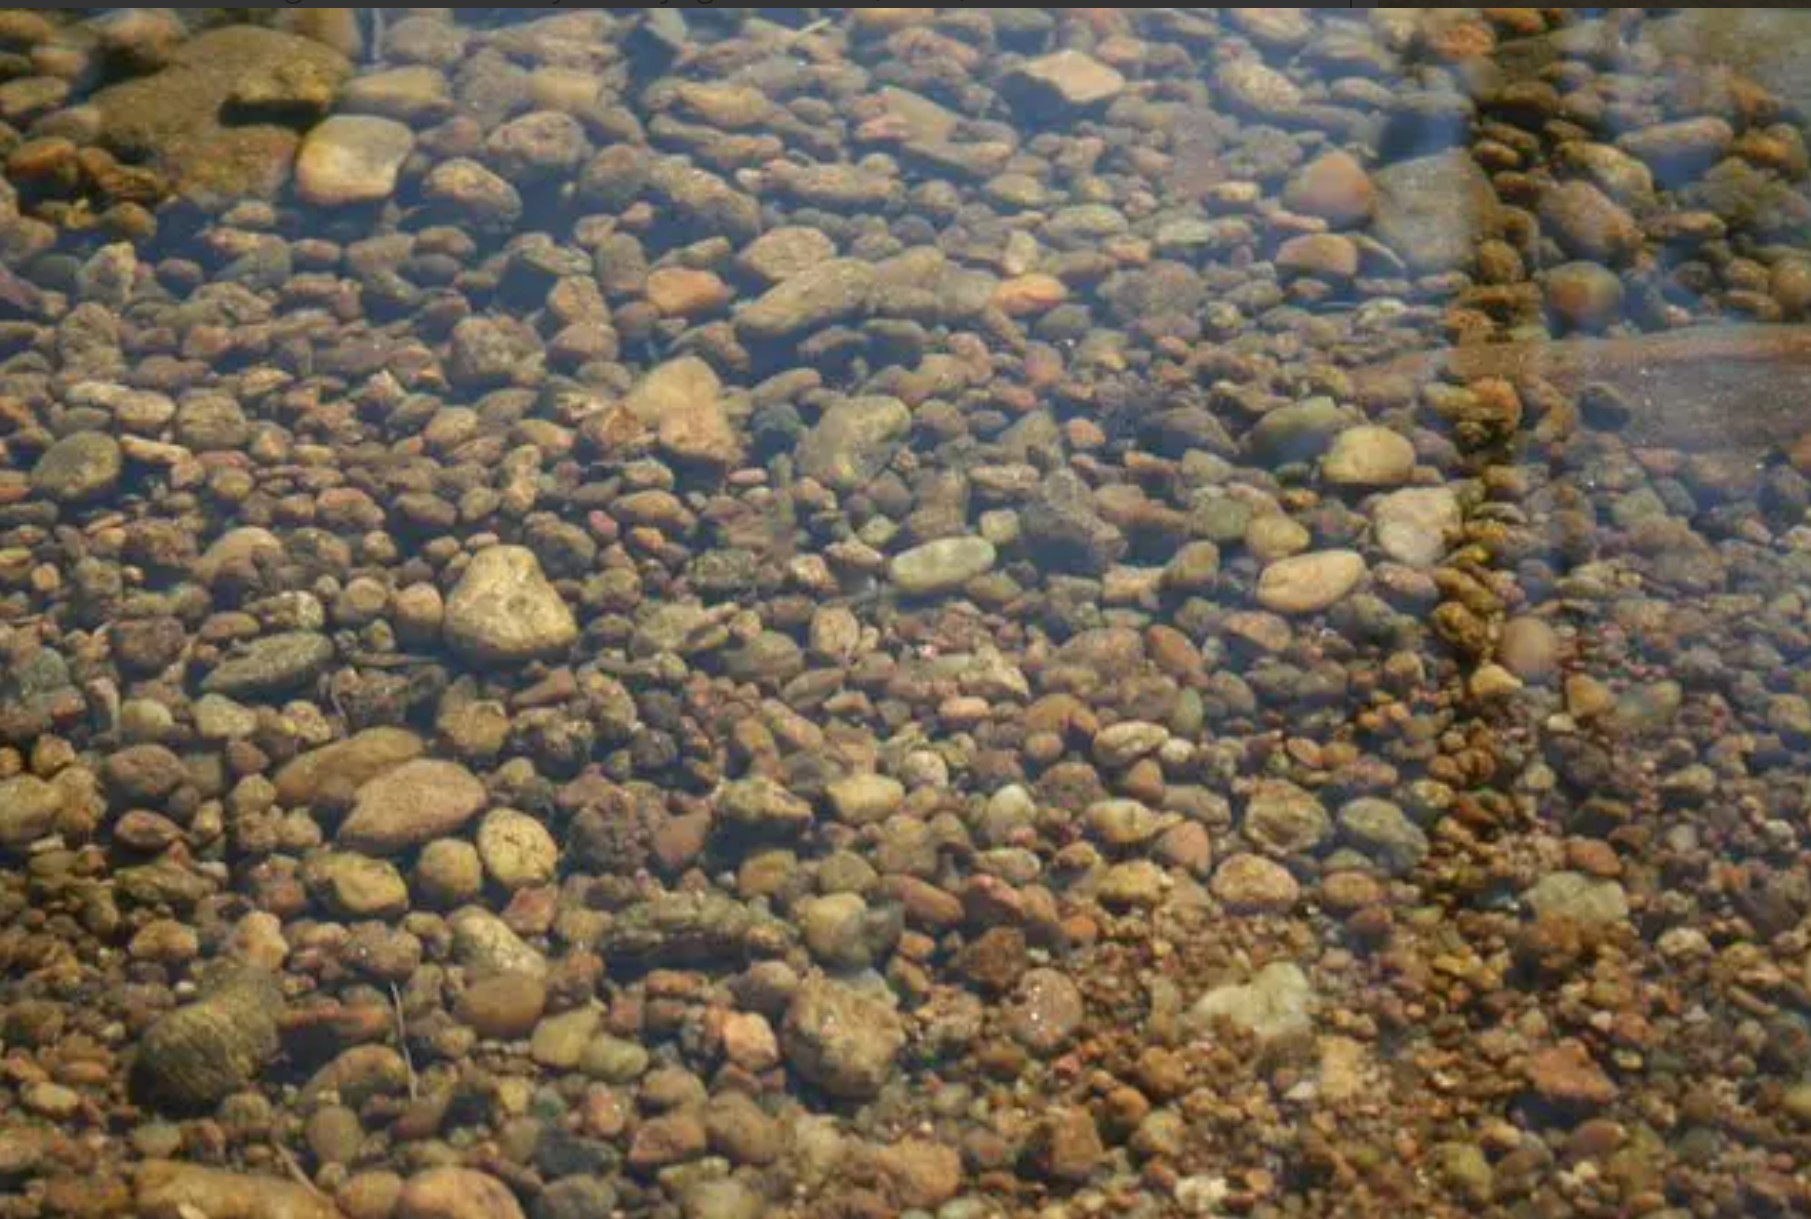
3, 7, 1811, 1219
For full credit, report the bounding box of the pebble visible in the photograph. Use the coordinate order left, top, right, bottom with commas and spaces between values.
337, 759, 488, 855
1210, 853, 1301, 913
31, 432, 122, 503
889, 536, 997, 595
737, 258, 875, 340
1256, 550, 1367, 614
201, 631, 334, 699
1372, 487, 1460, 568
443, 545, 578, 664
136, 1160, 340, 1219
475, 807, 558, 890
296, 115, 413, 205
456, 971, 548, 1039
1322, 425, 1416, 486
131, 968, 283, 1112
1004, 967, 1085, 1055
397, 1168, 526, 1219
1190, 961, 1315, 1042
0, 774, 60, 848
1006, 50, 1126, 109
782, 976, 905, 1099
1284, 150, 1375, 227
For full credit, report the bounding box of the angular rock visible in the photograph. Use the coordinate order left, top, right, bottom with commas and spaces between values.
1005, 50, 1125, 110
443, 545, 578, 664
0, 774, 60, 849
93, 26, 350, 202
796, 395, 910, 491
737, 258, 875, 340
783, 977, 905, 1099
1022, 469, 1127, 574
1189, 961, 1315, 1042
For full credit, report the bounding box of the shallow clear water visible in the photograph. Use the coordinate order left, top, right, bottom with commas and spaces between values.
3, 8, 1811, 1219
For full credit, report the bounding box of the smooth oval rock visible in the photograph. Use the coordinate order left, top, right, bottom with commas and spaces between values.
1255, 550, 1366, 614
296, 114, 414, 205
337, 759, 488, 855
888, 536, 997, 596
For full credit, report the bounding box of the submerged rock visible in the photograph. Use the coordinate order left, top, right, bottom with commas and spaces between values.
443, 545, 578, 664
93, 25, 350, 202
783, 977, 905, 1099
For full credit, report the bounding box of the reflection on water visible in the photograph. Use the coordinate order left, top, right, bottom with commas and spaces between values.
3, 7, 1811, 1218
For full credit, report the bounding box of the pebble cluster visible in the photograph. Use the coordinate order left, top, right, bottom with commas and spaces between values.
2, 7, 1811, 1219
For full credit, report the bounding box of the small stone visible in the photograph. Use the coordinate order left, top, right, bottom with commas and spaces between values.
825, 774, 904, 824
1499, 616, 1562, 682
1216, 58, 1302, 117
782, 977, 905, 1099
646, 266, 731, 317
1541, 180, 1641, 264
870, 1138, 963, 1209
1372, 150, 1500, 273
1024, 1106, 1105, 1182
131, 968, 283, 1112
1322, 425, 1416, 487
1617, 116, 1733, 181
296, 115, 413, 205
1373, 487, 1460, 568
31, 432, 122, 504
1243, 780, 1330, 857
737, 258, 875, 340
1337, 798, 1429, 875
309, 852, 409, 919
1256, 550, 1366, 614
136, 1160, 340, 1219
414, 839, 484, 907
201, 632, 334, 699
0, 774, 60, 849
1210, 853, 1300, 913
274, 728, 424, 809
1006, 50, 1125, 110
422, 157, 522, 228
889, 536, 997, 595
1524, 871, 1628, 927
397, 1167, 527, 1219
456, 972, 548, 1040
1284, 150, 1376, 227
1004, 967, 1085, 1055
1546, 261, 1625, 331
443, 546, 577, 664
1190, 961, 1315, 1042
338, 759, 488, 855
738, 226, 837, 284
796, 395, 911, 492
1526, 1042, 1618, 1109
475, 807, 558, 891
